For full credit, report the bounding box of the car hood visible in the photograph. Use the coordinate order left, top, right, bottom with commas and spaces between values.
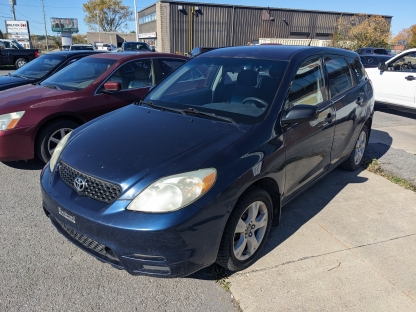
0, 75, 35, 90
61, 104, 251, 189
0, 84, 73, 112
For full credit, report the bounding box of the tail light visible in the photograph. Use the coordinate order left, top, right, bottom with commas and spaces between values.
35, 50, 40, 58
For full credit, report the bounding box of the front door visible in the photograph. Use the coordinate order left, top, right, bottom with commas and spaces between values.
93, 59, 154, 116
372, 51, 416, 107
282, 57, 336, 198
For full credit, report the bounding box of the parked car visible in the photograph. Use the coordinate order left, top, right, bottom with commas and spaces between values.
96, 43, 118, 52
70, 44, 94, 51
359, 54, 391, 68
0, 39, 40, 68
188, 47, 218, 57
357, 47, 390, 55
0, 52, 188, 163
366, 48, 416, 109
118, 41, 154, 52
40, 46, 374, 277
0, 50, 102, 91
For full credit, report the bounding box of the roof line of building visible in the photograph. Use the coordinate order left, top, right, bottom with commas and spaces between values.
139, 0, 392, 18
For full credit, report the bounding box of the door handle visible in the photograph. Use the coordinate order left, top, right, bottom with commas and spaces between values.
324, 112, 335, 123
405, 75, 415, 81
356, 96, 364, 106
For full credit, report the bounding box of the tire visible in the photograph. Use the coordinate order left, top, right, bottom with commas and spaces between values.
340, 125, 369, 171
216, 186, 273, 272
15, 58, 27, 69
35, 120, 79, 163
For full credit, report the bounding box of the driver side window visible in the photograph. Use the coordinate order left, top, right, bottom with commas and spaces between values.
388, 52, 416, 72
286, 58, 327, 109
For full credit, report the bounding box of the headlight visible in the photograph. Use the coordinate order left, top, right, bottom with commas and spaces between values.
127, 168, 217, 213
49, 131, 72, 172
0, 111, 25, 131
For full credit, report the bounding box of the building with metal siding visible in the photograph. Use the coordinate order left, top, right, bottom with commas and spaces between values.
138, 0, 392, 54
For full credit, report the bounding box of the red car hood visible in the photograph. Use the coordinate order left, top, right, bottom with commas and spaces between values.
0, 84, 73, 113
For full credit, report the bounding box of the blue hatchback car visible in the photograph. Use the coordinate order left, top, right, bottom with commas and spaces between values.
41, 46, 374, 277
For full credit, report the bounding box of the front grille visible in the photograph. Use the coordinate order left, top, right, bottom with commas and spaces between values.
54, 217, 120, 263
59, 161, 122, 203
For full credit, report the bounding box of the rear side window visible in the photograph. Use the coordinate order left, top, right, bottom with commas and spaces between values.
287, 58, 327, 108
324, 57, 353, 98
348, 58, 366, 84
374, 49, 388, 55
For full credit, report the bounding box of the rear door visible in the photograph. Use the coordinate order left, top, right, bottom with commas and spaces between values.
283, 57, 336, 198
324, 55, 368, 165
93, 59, 155, 116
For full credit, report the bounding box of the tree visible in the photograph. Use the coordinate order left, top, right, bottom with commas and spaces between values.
406, 25, 416, 48
72, 34, 87, 44
83, 0, 133, 32
392, 27, 412, 45
0, 30, 4, 39
329, 15, 391, 51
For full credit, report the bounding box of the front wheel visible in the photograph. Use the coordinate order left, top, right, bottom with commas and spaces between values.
216, 186, 273, 272
15, 58, 27, 69
340, 125, 369, 171
35, 120, 79, 163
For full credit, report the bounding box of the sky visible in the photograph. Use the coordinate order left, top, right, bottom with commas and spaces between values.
0, 0, 414, 36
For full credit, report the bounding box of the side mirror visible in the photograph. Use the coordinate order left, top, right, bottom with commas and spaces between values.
378, 62, 387, 71
151, 48, 156, 52
103, 81, 121, 92
281, 104, 318, 124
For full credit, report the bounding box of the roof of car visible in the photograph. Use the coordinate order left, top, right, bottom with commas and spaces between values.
71, 44, 93, 46
201, 45, 358, 61
82, 52, 188, 61
43, 50, 104, 56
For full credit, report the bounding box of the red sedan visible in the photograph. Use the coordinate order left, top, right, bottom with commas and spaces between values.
0, 52, 188, 163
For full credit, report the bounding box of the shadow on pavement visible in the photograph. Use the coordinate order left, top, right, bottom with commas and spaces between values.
188, 168, 368, 281
375, 103, 416, 119
1, 158, 45, 170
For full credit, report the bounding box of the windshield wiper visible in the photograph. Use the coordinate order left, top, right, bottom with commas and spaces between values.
182, 108, 237, 125
42, 84, 60, 90
135, 100, 185, 115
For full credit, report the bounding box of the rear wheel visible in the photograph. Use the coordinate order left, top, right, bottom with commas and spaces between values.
340, 125, 369, 171
15, 58, 27, 69
36, 120, 79, 163
216, 187, 272, 271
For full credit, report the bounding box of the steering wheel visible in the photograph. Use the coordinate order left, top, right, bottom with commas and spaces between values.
400, 62, 412, 70
242, 97, 268, 108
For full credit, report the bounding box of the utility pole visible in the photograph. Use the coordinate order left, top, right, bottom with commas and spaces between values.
41, 0, 49, 51
134, 0, 138, 41
95, 11, 101, 42
9, 0, 16, 20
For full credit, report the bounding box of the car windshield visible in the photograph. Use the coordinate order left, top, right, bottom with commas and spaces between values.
11, 54, 66, 79
146, 57, 287, 125
40, 57, 116, 91
124, 43, 149, 51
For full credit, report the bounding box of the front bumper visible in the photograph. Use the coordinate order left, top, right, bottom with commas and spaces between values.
41, 165, 235, 278
0, 125, 35, 162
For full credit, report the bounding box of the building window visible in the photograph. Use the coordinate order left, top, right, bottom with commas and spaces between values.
139, 12, 156, 25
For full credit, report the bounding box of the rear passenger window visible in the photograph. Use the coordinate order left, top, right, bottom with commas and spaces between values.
348, 57, 366, 84
287, 58, 327, 108
324, 57, 353, 98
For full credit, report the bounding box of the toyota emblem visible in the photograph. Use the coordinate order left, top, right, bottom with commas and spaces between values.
74, 176, 86, 192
